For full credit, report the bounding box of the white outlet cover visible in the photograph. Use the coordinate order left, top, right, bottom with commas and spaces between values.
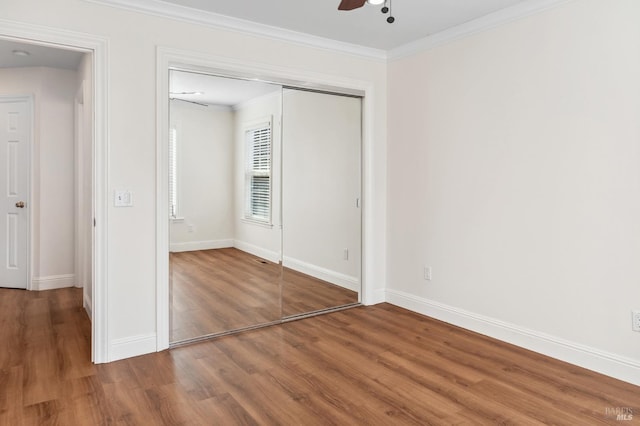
114, 190, 133, 207
424, 266, 432, 281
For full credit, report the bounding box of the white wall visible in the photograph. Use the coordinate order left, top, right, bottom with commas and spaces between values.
282, 89, 361, 291
0, 66, 77, 289
169, 101, 234, 252
388, 0, 640, 383
233, 91, 283, 262
0, 0, 388, 359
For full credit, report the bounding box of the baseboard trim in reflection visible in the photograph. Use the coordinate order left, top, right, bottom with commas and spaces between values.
282, 256, 360, 292
234, 240, 280, 263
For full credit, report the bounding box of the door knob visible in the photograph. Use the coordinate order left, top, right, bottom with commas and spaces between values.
15, 201, 25, 208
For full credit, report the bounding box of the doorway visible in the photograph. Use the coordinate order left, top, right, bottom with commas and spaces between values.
166, 69, 363, 344
0, 27, 107, 362
0, 41, 90, 300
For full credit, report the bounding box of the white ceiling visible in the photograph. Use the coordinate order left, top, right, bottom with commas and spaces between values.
0, 39, 84, 70
158, 0, 530, 50
170, 70, 281, 107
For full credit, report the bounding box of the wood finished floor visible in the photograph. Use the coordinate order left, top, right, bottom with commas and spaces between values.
1, 287, 639, 425
170, 248, 357, 342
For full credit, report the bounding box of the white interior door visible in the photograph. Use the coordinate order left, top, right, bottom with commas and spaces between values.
0, 97, 30, 289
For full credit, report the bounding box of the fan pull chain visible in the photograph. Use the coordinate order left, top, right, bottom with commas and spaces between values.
382, 0, 395, 23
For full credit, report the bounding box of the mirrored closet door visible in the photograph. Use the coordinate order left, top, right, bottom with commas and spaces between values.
281, 89, 361, 318
168, 70, 362, 344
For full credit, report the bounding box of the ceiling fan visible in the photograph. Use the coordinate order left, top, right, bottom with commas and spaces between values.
170, 91, 203, 96
169, 91, 208, 107
338, 0, 395, 23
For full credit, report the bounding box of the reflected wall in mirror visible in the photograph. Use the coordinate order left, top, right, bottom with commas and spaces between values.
168, 69, 363, 345
281, 89, 362, 317
169, 70, 283, 343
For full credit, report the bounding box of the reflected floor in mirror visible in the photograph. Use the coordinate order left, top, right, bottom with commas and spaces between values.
281, 267, 358, 318
170, 248, 358, 343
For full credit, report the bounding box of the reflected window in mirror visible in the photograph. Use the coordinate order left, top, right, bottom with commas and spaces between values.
244, 119, 272, 224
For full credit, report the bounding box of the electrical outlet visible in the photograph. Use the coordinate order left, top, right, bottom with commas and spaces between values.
187, 224, 194, 233
632, 310, 640, 332
114, 190, 133, 207
423, 266, 432, 281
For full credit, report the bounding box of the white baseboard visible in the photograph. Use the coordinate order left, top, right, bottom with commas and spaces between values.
233, 240, 280, 263
170, 239, 234, 253
386, 289, 640, 387
83, 292, 92, 319
283, 256, 359, 292
31, 274, 75, 291
110, 333, 157, 362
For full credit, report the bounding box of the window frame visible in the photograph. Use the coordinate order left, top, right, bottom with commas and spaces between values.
243, 118, 273, 225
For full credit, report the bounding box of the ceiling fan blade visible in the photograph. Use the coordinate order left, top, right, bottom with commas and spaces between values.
338, 0, 367, 11
170, 98, 208, 107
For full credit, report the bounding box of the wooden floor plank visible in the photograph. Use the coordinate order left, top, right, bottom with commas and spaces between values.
1, 287, 639, 425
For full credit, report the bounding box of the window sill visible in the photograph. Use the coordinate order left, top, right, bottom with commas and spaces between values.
171, 217, 185, 224
241, 218, 273, 229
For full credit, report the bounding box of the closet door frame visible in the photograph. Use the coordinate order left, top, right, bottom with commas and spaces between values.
155, 46, 377, 351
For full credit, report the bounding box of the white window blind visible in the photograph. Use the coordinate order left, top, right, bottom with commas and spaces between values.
245, 124, 271, 223
169, 127, 178, 218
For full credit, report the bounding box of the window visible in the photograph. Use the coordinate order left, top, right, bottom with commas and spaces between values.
245, 122, 272, 223
169, 127, 178, 218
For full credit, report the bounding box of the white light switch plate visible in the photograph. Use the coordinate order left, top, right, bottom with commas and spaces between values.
114, 190, 133, 207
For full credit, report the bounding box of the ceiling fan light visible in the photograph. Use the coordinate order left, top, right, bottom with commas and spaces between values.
367, 0, 384, 5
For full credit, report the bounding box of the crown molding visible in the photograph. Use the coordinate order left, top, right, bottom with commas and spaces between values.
388, 0, 573, 60
84, 0, 387, 61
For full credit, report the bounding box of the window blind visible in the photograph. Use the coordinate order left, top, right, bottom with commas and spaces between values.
245, 124, 271, 222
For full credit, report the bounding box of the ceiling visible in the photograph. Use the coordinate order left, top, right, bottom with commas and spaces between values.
170, 70, 281, 107
0, 39, 84, 70
158, 0, 530, 50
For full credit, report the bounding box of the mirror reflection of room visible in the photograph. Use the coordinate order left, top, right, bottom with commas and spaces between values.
169, 70, 361, 344
281, 89, 362, 318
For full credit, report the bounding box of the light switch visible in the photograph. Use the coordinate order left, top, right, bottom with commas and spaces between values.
114, 190, 133, 207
